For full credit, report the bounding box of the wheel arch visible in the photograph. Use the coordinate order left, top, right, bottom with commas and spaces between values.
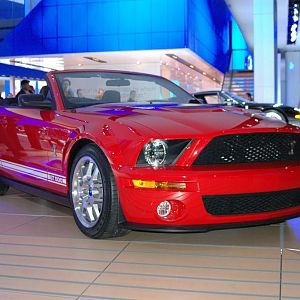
67, 138, 101, 183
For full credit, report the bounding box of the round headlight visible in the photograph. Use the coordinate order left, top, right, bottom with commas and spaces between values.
144, 139, 168, 167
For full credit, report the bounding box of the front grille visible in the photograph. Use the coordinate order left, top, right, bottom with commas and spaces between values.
193, 133, 300, 165
203, 188, 300, 216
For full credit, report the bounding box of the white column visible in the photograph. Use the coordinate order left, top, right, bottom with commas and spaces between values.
253, 0, 277, 103
285, 51, 300, 108
277, 52, 282, 104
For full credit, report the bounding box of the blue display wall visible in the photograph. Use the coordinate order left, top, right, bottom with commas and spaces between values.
0, 0, 24, 19
0, 0, 249, 73
187, 0, 231, 74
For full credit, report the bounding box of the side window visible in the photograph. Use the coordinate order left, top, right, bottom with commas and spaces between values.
205, 95, 220, 104
219, 95, 230, 105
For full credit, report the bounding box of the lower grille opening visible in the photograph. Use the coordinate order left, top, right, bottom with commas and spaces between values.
203, 188, 300, 216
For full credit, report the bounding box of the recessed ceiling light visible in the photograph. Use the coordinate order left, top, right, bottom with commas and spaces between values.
84, 57, 107, 63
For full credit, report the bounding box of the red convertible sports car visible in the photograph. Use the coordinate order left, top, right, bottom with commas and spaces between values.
1, 70, 300, 238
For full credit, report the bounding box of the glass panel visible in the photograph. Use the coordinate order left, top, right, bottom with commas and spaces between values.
55, 71, 193, 109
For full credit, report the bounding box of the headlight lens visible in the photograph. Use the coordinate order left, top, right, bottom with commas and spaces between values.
144, 139, 167, 167
137, 139, 192, 167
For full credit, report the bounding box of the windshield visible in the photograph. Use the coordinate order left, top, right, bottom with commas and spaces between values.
221, 92, 248, 104
55, 71, 193, 109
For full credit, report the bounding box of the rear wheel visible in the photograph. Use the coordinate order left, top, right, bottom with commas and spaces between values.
0, 183, 9, 196
69, 144, 126, 238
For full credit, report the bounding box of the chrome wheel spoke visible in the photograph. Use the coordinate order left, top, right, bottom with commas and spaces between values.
86, 206, 95, 222
91, 168, 99, 181
92, 204, 100, 219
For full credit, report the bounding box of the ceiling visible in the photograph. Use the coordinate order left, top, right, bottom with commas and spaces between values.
225, 0, 300, 52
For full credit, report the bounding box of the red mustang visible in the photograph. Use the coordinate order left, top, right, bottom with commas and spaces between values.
0, 70, 300, 238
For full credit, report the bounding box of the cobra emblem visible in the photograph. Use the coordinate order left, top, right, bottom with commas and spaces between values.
289, 140, 297, 156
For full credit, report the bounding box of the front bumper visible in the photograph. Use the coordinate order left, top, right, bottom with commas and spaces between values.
115, 162, 300, 228
121, 213, 300, 233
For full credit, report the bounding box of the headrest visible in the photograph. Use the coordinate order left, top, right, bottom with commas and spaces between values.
101, 90, 121, 103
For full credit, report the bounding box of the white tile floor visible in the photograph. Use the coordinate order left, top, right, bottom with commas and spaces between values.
0, 188, 299, 299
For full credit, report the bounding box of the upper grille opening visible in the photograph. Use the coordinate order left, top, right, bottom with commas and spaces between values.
193, 133, 300, 165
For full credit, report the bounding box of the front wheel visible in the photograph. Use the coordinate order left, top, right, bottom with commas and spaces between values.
0, 183, 9, 195
264, 109, 288, 123
69, 144, 126, 238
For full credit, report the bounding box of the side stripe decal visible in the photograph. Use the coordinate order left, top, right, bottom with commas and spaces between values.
0, 159, 67, 187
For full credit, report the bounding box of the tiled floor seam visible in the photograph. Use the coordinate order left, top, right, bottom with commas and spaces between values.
0, 287, 80, 298
2, 261, 298, 274
0, 241, 128, 252
0, 254, 297, 275
0, 252, 110, 263
1, 269, 298, 286
0, 216, 43, 234
83, 282, 288, 299
113, 260, 300, 273
75, 241, 131, 300
102, 270, 300, 285
0, 262, 101, 273
0, 241, 287, 261
0, 274, 96, 285
114, 250, 293, 260
0, 212, 72, 218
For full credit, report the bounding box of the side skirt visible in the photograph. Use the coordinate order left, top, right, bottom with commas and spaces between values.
0, 177, 70, 207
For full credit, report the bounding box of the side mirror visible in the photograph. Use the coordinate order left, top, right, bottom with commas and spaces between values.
18, 94, 52, 109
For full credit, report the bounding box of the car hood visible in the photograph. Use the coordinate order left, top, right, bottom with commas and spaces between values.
76, 103, 289, 136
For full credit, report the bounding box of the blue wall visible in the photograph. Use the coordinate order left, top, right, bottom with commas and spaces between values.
0, 0, 24, 19
0, 0, 186, 55
0, 0, 248, 73
187, 0, 231, 74
231, 18, 252, 70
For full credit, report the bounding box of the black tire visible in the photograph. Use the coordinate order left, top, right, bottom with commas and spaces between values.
263, 109, 288, 123
0, 183, 9, 196
69, 144, 127, 238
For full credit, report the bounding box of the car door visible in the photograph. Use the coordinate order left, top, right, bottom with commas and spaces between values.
0, 105, 51, 188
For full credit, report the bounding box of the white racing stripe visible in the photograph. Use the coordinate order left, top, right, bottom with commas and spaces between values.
0, 159, 67, 187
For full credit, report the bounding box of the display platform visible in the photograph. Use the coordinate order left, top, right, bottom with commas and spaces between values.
0, 188, 299, 299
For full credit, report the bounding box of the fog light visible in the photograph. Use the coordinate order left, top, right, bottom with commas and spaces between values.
157, 201, 172, 217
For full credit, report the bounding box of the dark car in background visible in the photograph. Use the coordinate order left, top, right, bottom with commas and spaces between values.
193, 90, 300, 127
